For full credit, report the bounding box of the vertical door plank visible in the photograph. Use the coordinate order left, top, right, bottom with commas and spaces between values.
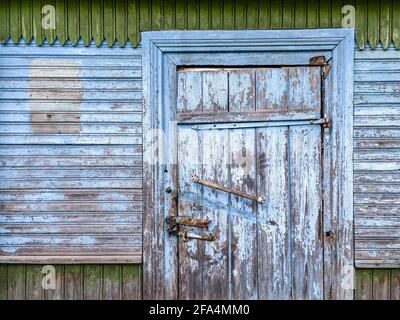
122, 265, 142, 300
7, 265, 25, 300
21, 0, 32, 43
256, 68, 289, 111
230, 128, 258, 299
287, 67, 321, 113
257, 127, 291, 299
56, 0, 67, 45
26, 265, 44, 300
228, 70, 256, 111
44, 265, 64, 300
80, 0, 91, 46
91, 0, 104, 46
177, 126, 203, 300
289, 126, 323, 299
83, 265, 102, 300
355, 269, 372, 300
229, 69, 257, 299
201, 128, 230, 299
102, 265, 122, 300
202, 71, 228, 112
64, 265, 82, 300
177, 71, 203, 113
372, 269, 390, 300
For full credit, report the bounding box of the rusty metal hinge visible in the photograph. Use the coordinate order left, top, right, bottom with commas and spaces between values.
310, 55, 331, 79
191, 174, 266, 203
310, 114, 330, 128
166, 215, 214, 242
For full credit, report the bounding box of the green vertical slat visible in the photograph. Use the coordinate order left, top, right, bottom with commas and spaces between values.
176, 0, 186, 29
56, 0, 67, 45
394, 1, 400, 48
234, 0, 246, 30
21, 0, 32, 43
368, 0, 379, 49
355, 269, 372, 300
68, 0, 79, 45
128, 0, 139, 46
331, 0, 342, 28
116, 0, 127, 46
390, 269, 400, 300
7, 265, 26, 300
80, 0, 91, 46
222, 0, 234, 29
122, 265, 142, 300
0, 0, 9, 43
271, 0, 282, 29
318, 0, 331, 28
306, 0, 318, 28
64, 265, 83, 300
0, 265, 7, 300
199, 0, 210, 29
43, 0, 56, 44
102, 265, 122, 300
163, 0, 175, 29
187, 0, 198, 29
379, 0, 391, 49
151, 0, 162, 30
211, 0, 222, 29
294, 0, 306, 28
258, 0, 270, 29
91, 0, 103, 46
282, 0, 294, 29
372, 269, 391, 300
83, 265, 102, 300
32, 0, 43, 45
139, 0, 151, 31
246, 0, 258, 29
356, 0, 367, 49
9, 0, 21, 43
26, 265, 44, 300
104, 0, 116, 47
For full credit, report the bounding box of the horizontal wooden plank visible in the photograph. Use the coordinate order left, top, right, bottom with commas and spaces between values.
355, 139, 400, 149
0, 145, 142, 156
354, 161, 400, 171
355, 205, 400, 215
0, 156, 142, 166
0, 201, 142, 212
0, 68, 141, 78
354, 150, 400, 161
356, 216, 400, 228
176, 109, 320, 124
0, 135, 142, 145
355, 173, 400, 184
355, 128, 400, 139
356, 240, 400, 250
0, 255, 142, 264
0, 168, 142, 179
355, 82, 400, 94
0, 178, 142, 189
356, 228, 400, 238
355, 72, 400, 82
355, 106, 400, 116
355, 184, 400, 193
0, 112, 142, 123
355, 194, 400, 205
0, 246, 141, 255
0, 213, 141, 224
355, 93, 400, 104
0, 56, 142, 66
355, 116, 400, 127
0, 101, 142, 112
0, 224, 141, 234
355, 61, 400, 72
0, 190, 142, 201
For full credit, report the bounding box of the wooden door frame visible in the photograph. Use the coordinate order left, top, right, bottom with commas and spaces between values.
142, 29, 354, 300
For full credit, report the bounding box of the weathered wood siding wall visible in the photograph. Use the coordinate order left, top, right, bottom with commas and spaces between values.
0, 264, 141, 299
354, 46, 400, 268
0, 41, 143, 263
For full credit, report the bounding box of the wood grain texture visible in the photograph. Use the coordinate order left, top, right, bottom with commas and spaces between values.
354, 48, 400, 268
0, 42, 143, 263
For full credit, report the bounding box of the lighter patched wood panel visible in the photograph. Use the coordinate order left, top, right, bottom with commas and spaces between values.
0, 45, 142, 263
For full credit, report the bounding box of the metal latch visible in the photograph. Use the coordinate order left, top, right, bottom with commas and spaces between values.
166, 215, 214, 242
310, 55, 331, 79
192, 174, 265, 204
310, 114, 330, 128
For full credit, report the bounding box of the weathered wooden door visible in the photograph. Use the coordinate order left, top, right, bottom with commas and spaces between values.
171, 66, 325, 299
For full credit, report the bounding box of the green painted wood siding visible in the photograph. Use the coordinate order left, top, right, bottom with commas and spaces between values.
0, 264, 141, 300
0, 0, 399, 49
0, 265, 399, 299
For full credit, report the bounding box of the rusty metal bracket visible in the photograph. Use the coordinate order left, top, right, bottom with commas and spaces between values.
168, 228, 215, 242
310, 55, 331, 79
166, 216, 214, 242
310, 114, 330, 128
192, 174, 265, 203
166, 215, 210, 229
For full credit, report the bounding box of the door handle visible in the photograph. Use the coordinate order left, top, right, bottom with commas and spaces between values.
191, 174, 265, 204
